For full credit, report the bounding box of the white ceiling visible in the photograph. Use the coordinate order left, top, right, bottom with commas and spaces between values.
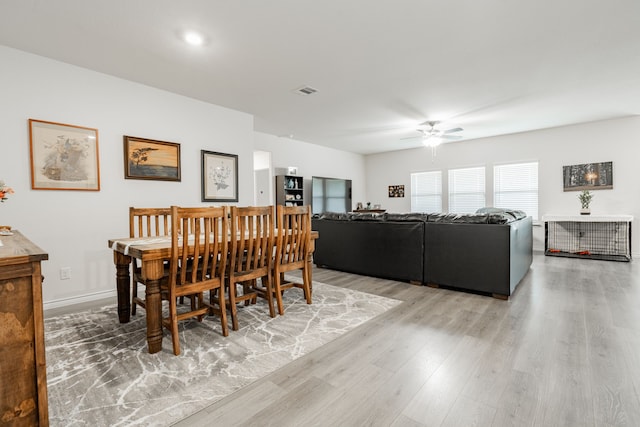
1, 0, 639, 155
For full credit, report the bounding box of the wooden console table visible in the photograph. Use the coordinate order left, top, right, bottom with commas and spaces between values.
0, 231, 49, 425
543, 215, 633, 262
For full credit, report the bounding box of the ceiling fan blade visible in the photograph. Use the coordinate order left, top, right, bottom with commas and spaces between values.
418, 120, 439, 128
443, 127, 463, 134
400, 136, 423, 141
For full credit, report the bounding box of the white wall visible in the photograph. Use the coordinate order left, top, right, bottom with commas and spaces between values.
253, 132, 366, 209
4, 45, 635, 306
0, 46, 367, 308
365, 116, 640, 253
0, 46, 257, 306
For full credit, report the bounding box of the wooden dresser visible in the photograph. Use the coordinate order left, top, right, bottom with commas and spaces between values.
0, 231, 49, 426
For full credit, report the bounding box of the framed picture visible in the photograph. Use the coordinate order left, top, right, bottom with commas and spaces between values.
201, 150, 238, 202
563, 161, 613, 191
29, 119, 100, 191
124, 136, 181, 181
388, 185, 405, 198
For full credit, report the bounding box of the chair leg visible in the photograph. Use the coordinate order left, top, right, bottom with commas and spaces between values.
196, 293, 206, 322
168, 296, 181, 356
242, 281, 256, 306
273, 270, 285, 316
213, 287, 229, 337
303, 264, 312, 304
262, 274, 276, 318
228, 280, 239, 331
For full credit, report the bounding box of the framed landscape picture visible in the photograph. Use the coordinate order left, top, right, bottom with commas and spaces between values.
562, 161, 613, 191
124, 136, 181, 181
201, 150, 238, 202
29, 119, 100, 191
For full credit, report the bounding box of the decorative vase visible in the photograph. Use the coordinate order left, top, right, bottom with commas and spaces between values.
580, 208, 590, 215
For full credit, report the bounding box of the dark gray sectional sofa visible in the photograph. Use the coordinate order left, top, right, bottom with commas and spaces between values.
312, 210, 533, 299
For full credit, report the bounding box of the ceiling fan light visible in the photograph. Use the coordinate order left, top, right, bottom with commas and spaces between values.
422, 137, 442, 148
183, 31, 205, 46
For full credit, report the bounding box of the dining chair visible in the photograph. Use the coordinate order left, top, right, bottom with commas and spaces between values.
162, 205, 229, 355
227, 205, 276, 331
272, 204, 312, 315
129, 207, 171, 315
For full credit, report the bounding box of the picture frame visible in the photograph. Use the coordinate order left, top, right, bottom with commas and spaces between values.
201, 150, 239, 202
562, 161, 613, 191
388, 185, 405, 198
124, 136, 181, 181
29, 119, 100, 191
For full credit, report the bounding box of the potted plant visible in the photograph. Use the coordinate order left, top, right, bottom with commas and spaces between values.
578, 190, 593, 215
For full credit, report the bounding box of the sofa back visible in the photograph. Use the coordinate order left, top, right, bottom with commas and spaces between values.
312, 211, 532, 296
312, 217, 424, 282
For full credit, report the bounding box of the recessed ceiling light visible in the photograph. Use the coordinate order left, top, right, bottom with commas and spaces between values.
183, 31, 204, 46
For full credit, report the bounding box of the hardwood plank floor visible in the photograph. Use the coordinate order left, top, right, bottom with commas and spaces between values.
172, 252, 640, 426
48, 252, 640, 426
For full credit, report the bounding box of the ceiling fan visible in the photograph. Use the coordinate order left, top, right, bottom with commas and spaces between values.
403, 121, 464, 148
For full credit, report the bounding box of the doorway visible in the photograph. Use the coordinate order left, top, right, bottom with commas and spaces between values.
253, 150, 273, 205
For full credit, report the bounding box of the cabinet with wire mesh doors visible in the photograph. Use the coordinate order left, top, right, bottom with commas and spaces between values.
543, 215, 633, 262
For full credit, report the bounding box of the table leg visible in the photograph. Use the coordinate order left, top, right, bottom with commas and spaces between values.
142, 259, 165, 354
114, 252, 131, 324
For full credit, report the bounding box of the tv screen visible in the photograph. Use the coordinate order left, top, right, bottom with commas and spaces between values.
312, 176, 352, 214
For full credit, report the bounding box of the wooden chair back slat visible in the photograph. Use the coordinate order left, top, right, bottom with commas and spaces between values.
170, 206, 227, 291
272, 205, 312, 315
276, 205, 311, 266
163, 205, 229, 355
129, 207, 171, 238
128, 207, 172, 316
230, 206, 274, 274
226, 205, 276, 330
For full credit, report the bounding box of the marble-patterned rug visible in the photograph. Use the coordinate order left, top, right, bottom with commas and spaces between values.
44, 281, 400, 426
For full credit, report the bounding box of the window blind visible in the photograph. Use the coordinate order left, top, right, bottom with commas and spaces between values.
448, 166, 485, 213
494, 162, 538, 219
411, 171, 442, 212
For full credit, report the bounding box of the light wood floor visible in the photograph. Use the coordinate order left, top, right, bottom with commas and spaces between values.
170, 252, 640, 427
47, 252, 640, 426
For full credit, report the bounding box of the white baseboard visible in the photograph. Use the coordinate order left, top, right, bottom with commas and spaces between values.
43, 288, 118, 311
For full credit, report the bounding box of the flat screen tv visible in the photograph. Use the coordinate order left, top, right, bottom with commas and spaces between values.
311, 176, 352, 214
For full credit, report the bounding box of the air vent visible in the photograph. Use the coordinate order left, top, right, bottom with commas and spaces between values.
294, 85, 318, 96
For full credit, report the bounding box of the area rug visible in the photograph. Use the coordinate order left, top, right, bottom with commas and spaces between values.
44, 281, 400, 426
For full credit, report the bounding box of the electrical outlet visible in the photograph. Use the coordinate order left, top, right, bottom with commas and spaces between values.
60, 267, 71, 280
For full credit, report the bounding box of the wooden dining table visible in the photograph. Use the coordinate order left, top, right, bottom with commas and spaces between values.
108, 231, 318, 354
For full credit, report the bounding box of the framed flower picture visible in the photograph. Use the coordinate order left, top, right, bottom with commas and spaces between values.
201, 150, 238, 202
388, 185, 405, 198
29, 119, 100, 191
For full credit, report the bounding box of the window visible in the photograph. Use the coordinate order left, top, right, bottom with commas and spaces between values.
494, 162, 538, 220
448, 166, 485, 213
411, 171, 442, 212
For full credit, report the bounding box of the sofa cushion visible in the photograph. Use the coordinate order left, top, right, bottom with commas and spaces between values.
384, 212, 429, 222
319, 212, 350, 220
477, 207, 528, 222
476, 207, 508, 214
426, 213, 490, 223
348, 212, 384, 221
